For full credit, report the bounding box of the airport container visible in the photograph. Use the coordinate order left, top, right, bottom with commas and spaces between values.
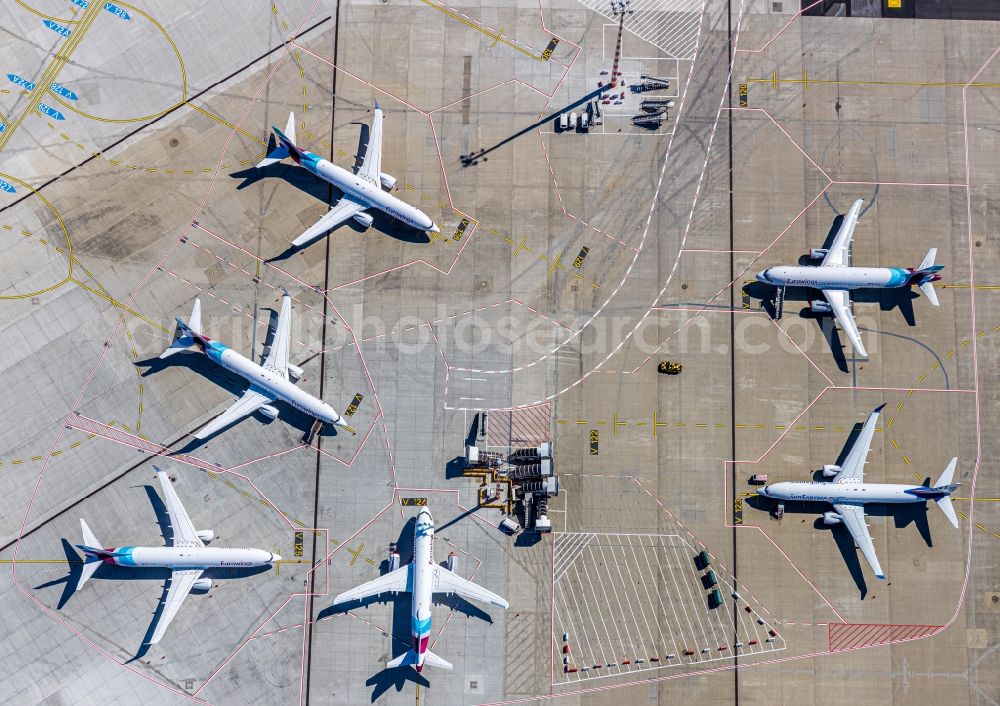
709, 588, 724, 609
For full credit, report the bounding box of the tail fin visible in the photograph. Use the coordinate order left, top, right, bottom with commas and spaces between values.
76, 519, 104, 591
256, 113, 298, 167
160, 299, 202, 359
933, 457, 960, 528
386, 649, 418, 669
914, 248, 943, 306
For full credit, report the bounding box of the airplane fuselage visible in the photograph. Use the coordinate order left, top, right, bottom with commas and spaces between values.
98, 546, 276, 570
297, 150, 434, 234
760, 480, 950, 505
757, 266, 914, 291
194, 334, 343, 427
410, 509, 435, 672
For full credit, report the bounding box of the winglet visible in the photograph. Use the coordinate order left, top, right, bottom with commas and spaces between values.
374, 98, 381, 111
872, 403, 886, 414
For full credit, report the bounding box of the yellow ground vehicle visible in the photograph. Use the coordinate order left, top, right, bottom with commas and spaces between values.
658, 360, 682, 375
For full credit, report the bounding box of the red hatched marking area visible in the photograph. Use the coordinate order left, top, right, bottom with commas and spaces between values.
828, 623, 942, 652
486, 403, 551, 448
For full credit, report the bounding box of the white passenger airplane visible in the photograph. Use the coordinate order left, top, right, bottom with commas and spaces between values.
257, 105, 440, 248
758, 405, 959, 580
75, 467, 279, 644
755, 198, 944, 357
160, 291, 352, 439
331, 508, 508, 672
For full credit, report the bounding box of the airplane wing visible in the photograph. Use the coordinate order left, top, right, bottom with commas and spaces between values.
291, 195, 368, 248
193, 385, 275, 439
356, 104, 383, 186
833, 503, 885, 579
833, 405, 883, 484
823, 288, 868, 358
431, 567, 509, 609
147, 569, 203, 644
261, 292, 291, 379
332, 564, 410, 605
155, 467, 204, 548
821, 198, 864, 267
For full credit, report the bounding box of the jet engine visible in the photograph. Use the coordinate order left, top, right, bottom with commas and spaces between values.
822, 511, 843, 525
445, 551, 458, 573
387, 544, 400, 572
822, 464, 841, 478
353, 212, 374, 229
287, 364, 303, 382
258, 404, 279, 420
196, 530, 215, 543
809, 248, 829, 260
192, 578, 213, 592
809, 299, 832, 314
379, 172, 397, 191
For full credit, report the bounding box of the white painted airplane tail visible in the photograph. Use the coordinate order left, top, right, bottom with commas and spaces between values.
76, 519, 105, 591
256, 113, 297, 167
386, 649, 452, 671
932, 457, 959, 528
915, 248, 942, 306
160, 299, 202, 359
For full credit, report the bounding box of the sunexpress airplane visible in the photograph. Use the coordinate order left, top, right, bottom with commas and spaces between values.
758, 406, 959, 580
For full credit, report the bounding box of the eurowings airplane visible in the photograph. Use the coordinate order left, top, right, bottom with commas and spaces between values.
75, 467, 279, 644
160, 290, 353, 439
758, 405, 959, 580
755, 198, 944, 357
257, 105, 440, 248
330, 508, 509, 672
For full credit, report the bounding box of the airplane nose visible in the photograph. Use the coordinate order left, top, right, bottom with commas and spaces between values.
270, 553, 282, 563
428, 223, 440, 234
755, 269, 771, 283
757, 486, 768, 497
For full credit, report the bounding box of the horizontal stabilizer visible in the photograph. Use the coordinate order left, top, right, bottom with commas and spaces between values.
256, 113, 298, 167
76, 519, 104, 591
386, 649, 417, 669
936, 496, 958, 529
934, 457, 957, 487
918, 247, 937, 271
160, 299, 202, 358
386, 649, 452, 670
421, 650, 452, 670
933, 457, 959, 528
919, 281, 939, 307
255, 143, 288, 168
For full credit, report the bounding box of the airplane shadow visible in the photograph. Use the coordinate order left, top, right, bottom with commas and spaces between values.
746, 493, 934, 601
744, 281, 919, 372
365, 666, 430, 702
32, 538, 83, 610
